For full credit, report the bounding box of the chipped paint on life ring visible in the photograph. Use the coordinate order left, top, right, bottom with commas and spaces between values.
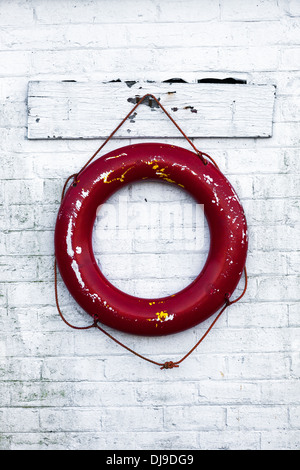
55, 143, 248, 336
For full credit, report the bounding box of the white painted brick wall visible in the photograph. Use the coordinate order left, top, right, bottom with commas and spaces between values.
0, 0, 299, 451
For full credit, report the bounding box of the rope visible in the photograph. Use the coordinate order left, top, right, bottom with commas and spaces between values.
54, 93, 248, 370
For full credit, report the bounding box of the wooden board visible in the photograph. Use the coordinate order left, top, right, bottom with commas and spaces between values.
27, 81, 275, 139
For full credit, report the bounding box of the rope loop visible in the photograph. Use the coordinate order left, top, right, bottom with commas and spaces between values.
54, 93, 248, 369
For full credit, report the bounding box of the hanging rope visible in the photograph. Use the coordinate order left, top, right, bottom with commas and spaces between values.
54, 93, 248, 370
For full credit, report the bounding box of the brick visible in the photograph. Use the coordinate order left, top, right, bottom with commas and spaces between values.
283, 0, 300, 17
6, 205, 35, 230
5, 331, 74, 357
41, 357, 103, 381
227, 149, 288, 174
102, 406, 163, 431
34, 0, 219, 24
71, 382, 137, 407
4, 179, 43, 205
136, 382, 199, 405
226, 353, 290, 380
253, 174, 299, 198
0, 154, 34, 180
104, 354, 227, 382
261, 430, 300, 450
198, 380, 261, 404
0, 357, 42, 381
0, 51, 31, 76
280, 46, 300, 70
6, 231, 54, 256
227, 302, 289, 328
0, 408, 40, 433
0, 256, 38, 282
256, 276, 300, 301
260, 380, 300, 404
220, 0, 281, 21
9, 382, 74, 407
251, 226, 299, 251
289, 406, 300, 428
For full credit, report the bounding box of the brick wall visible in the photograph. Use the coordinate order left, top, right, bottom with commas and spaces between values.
0, 0, 299, 450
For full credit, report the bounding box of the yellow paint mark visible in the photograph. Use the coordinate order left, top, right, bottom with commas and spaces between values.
149, 301, 156, 305
152, 164, 159, 170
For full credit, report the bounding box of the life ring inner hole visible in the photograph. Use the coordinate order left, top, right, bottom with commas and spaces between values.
92, 180, 210, 298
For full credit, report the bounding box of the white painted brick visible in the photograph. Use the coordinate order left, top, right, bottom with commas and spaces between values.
136, 382, 199, 405
289, 304, 300, 326
260, 380, 300, 404
4, 179, 43, 205
0, 51, 31, 76
71, 382, 137, 407
261, 430, 300, 450
5, 331, 74, 357
6, 205, 35, 230
6, 231, 54, 256
0, 256, 38, 282
198, 380, 261, 404
9, 382, 74, 407
252, 174, 299, 198
283, 0, 300, 17
103, 406, 163, 432
220, 0, 281, 21
0, 1, 34, 26
41, 357, 104, 381
0, 283, 6, 306
104, 354, 227, 382
226, 353, 290, 380
0, 408, 40, 433
227, 302, 289, 328
34, 0, 219, 25
256, 276, 299, 301
227, 406, 289, 430
280, 46, 300, 70
290, 406, 300, 428
290, 352, 300, 378
199, 430, 260, 450
0, 357, 42, 381
0, 154, 34, 180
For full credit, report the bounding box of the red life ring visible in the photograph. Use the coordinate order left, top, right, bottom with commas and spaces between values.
55, 143, 248, 336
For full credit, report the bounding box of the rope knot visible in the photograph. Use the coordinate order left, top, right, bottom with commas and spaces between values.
160, 361, 179, 370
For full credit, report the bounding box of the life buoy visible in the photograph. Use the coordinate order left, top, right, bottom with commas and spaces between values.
55, 143, 248, 336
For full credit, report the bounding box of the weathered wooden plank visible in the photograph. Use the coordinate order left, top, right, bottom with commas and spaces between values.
27, 81, 275, 139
